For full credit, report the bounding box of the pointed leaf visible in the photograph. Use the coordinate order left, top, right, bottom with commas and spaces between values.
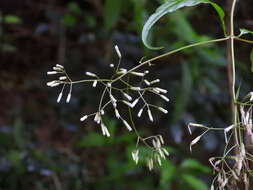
182, 174, 209, 190
239, 28, 253, 37
104, 0, 123, 31
142, 0, 225, 49
181, 159, 211, 174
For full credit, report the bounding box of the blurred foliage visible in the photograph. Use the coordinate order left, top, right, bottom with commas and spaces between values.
0, 0, 252, 189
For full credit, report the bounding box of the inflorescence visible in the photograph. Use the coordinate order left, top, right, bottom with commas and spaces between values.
187, 91, 253, 189
47, 45, 170, 170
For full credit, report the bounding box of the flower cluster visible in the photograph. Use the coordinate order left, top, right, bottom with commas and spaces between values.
47, 64, 72, 103
132, 135, 169, 170
46, 45, 170, 169
187, 91, 253, 189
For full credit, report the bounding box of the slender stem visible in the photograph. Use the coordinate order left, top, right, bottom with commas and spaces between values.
112, 37, 229, 83
230, 0, 239, 145
235, 37, 253, 44
69, 79, 110, 84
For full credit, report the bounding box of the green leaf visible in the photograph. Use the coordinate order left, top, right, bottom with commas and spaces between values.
62, 14, 77, 27
78, 133, 108, 147
130, 0, 147, 34
104, 0, 122, 31
159, 160, 176, 188
142, 0, 225, 49
239, 28, 253, 37
67, 2, 82, 15
250, 49, 253, 72
182, 174, 208, 190
1, 15, 22, 24
180, 159, 211, 174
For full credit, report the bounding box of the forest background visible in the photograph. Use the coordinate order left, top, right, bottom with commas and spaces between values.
0, 0, 252, 189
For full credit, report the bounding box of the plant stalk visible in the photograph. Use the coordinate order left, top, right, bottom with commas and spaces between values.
228, 0, 239, 146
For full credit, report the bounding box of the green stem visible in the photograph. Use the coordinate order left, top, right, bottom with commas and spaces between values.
235, 37, 253, 44
230, 0, 239, 145
112, 37, 229, 83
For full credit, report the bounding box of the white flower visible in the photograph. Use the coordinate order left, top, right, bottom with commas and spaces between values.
101, 123, 110, 137
159, 135, 164, 144
94, 113, 101, 124
159, 95, 170, 102
59, 76, 67, 80
144, 80, 150, 86
85, 72, 97, 77
152, 88, 160, 94
66, 93, 71, 103
57, 92, 63, 103
130, 87, 141, 91
147, 158, 153, 171
154, 88, 167, 94
150, 79, 160, 84
117, 68, 127, 74
53, 67, 62, 71
110, 94, 117, 103
123, 93, 132, 101
56, 64, 64, 69
92, 80, 97, 87
47, 81, 57, 86
249, 92, 253, 101
131, 99, 139, 107
137, 108, 143, 117
47, 71, 58, 75
122, 120, 132, 131
80, 115, 88, 121
148, 109, 153, 122
131, 149, 139, 164
162, 148, 169, 156
114, 45, 121, 59
123, 100, 133, 108
115, 109, 120, 119
190, 135, 202, 152
130, 72, 145, 77
158, 107, 168, 114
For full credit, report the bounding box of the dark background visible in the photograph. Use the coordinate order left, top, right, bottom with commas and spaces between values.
0, 0, 252, 189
